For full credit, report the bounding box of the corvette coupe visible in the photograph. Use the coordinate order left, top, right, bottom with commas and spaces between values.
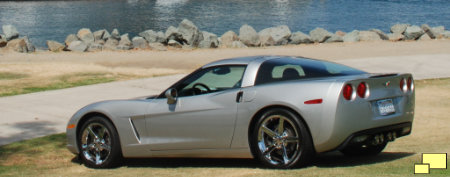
66, 56, 415, 168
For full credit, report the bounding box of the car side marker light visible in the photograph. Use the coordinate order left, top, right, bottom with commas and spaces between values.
304, 99, 323, 104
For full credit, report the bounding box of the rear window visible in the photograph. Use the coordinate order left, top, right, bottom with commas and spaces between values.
255, 57, 366, 85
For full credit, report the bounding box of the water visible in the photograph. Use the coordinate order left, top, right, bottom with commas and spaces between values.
0, 0, 449, 47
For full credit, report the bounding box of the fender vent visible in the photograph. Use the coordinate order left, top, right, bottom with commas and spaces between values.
129, 119, 141, 142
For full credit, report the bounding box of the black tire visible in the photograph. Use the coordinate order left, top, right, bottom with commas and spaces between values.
77, 116, 122, 168
340, 142, 387, 156
250, 108, 314, 169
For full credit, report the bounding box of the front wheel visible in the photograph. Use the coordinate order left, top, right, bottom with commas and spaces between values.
78, 116, 122, 168
250, 108, 314, 169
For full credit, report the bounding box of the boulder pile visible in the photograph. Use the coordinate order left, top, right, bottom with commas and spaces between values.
0, 25, 35, 53
1, 20, 450, 53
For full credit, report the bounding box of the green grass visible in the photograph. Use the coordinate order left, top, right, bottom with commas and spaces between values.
0, 72, 28, 80
22, 73, 115, 93
0, 134, 70, 176
0, 72, 117, 97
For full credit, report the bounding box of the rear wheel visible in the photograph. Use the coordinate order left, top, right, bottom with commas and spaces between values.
340, 142, 387, 156
78, 116, 122, 168
250, 108, 314, 168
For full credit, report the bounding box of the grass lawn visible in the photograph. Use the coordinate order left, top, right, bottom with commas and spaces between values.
0, 62, 184, 97
0, 78, 449, 177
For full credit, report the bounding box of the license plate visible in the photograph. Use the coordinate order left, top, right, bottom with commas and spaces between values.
377, 99, 395, 116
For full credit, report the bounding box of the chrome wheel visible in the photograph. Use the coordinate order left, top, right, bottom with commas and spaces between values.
81, 123, 112, 165
257, 114, 300, 166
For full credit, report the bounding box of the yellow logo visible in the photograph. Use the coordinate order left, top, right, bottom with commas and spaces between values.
414, 153, 447, 174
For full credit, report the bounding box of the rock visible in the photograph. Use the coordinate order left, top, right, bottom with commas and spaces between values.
343, 30, 360, 42
239, 24, 260, 46
198, 31, 219, 48
156, 31, 166, 43
258, 25, 291, 45
420, 24, 438, 39
139, 30, 157, 43
165, 26, 183, 42
65, 34, 79, 46
442, 31, 450, 38
102, 30, 111, 40
67, 41, 88, 52
177, 19, 203, 46
390, 24, 410, 34
139, 30, 166, 43
110, 28, 120, 40
259, 34, 275, 46
231, 41, 248, 48
418, 33, 431, 41
117, 33, 132, 50
404, 25, 424, 40
93, 29, 106, 41
431, 26, 445, 39
87, 43, 103, 52
95, 39, 105, 45
6, 38, 27, 52
0, 41, 6, 48
167, 39, 182, 48
219, 31, 239, 47
6, 39, 27, 52
2, 25, 19, 41
23, 36, 35, 52
370, 29, 389, 40
119, 34, 131, 46
103, 38, 119, 50
149, 42, 167, 51
289, 32, 312, 44
387, 33, 404, 41
116, 45, 131, 50
182, 45, 193, 50
335, 30, 346, 37
77, 28, 94, 44
432, 26, 445, 34
0, 35, 7, 47
46, 40, 65, 52
132, 37, 149, 49
358, 31, 382, 41
309, 27, 332, 43
325, 34, 343, 43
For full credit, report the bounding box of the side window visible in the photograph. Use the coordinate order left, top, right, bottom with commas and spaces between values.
255, 61, 307, 85
255, 58, 366, 85
271, 64, 305, 78
177, 65, 246, 97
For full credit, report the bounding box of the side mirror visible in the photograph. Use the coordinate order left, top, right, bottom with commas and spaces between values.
165, 88, 177, 104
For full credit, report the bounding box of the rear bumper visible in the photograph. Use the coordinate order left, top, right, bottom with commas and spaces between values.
331, 122, 412, 152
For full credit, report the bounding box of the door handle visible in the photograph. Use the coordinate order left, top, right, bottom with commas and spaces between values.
236, 91, 243, 103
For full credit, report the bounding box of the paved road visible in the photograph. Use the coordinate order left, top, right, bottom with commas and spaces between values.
0, 54, 449, 145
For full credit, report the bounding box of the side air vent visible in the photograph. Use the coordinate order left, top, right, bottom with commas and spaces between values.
129, 119, 141, 142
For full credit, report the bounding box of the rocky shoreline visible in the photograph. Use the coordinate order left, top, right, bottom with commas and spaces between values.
1, 19, 449, 53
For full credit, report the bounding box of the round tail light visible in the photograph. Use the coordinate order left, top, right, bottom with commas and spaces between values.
357, 82, 369, 98
400, 78, 407, 93
343, 84, 353, 100
407, 77, 414, 91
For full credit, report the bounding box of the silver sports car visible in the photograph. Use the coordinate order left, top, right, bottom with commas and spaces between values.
66, 56, 415, 168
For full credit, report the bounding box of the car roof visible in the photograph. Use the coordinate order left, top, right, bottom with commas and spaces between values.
202, 55, 300, 68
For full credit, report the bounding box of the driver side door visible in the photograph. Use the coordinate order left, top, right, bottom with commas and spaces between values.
145, 65, 246, 150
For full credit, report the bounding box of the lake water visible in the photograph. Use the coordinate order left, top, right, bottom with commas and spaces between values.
0, 0, 449, 47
